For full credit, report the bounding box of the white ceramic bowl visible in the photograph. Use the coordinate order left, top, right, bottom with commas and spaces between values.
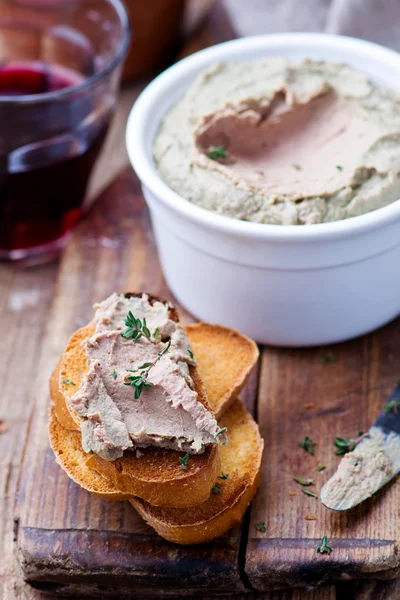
126, 33, 400, 346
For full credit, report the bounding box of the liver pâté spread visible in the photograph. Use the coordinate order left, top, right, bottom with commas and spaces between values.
70, 293, 226, 461
154, 58, 400, 225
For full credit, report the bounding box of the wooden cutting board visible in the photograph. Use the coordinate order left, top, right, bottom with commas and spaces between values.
16, 167, 400, 597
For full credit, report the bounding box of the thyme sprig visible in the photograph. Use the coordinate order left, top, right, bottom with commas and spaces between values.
334, 431, 366, 456
121, 311, 153, 342
299, 436, 315, 455
207, 146, 228, 161
124, 372, 153, 399
179, 451, 190, 471
316, 535, 332, 555
384, 398, 400, 414
124, 339, 172, 399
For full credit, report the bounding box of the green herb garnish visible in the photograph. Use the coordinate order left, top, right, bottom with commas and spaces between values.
321, 352, 337, 364
124, 373, 153, 399
384, 398, 400, 414
211, 484, 222, 494
256, 522, 267, 532
293, 476, 313, 487
179, 451, 190, 471
334, 431, 365, 456
121, 312, 152, 342
207, 146, 228, 161
336, 165, 343, 172
316, 535, 332, 555
316, 465, 326, 472
188, 347, 194, 360
299, 436, 315, 455
292, 163, 301, 170
218, 472, 229, 480
113, 369, 118, 380
215, 427, 227, 438
302, 488, 317, 498
153, 327, 161, 344
120, 306, 172, 401
62, 379, 75, 385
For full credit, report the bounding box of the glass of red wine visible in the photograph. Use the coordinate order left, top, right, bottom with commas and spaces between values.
0, 0, 130, 264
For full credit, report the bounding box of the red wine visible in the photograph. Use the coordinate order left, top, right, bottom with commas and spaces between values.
0, 60, 83, 96
0, 61, 111, 257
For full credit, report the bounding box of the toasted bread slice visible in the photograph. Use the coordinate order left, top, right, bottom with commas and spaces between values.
52, 322, 259, 430
131, 399, 263, 544
48, 406, 128, 501
186, 323, 259, 419
50, 294, 221, 508
48, 399, 263, 544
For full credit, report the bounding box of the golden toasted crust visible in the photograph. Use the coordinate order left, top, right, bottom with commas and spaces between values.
48, 399, 263, 544
49, 295, 221, 508
48, 406, 127, 501
186, 323, 259, 419
51, 323, 93, 431
130, 399, 263, 544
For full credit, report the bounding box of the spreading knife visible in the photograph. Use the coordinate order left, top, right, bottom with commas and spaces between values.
320, 382, 400, 511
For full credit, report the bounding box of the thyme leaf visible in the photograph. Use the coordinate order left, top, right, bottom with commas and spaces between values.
62, 379, 75, 385
293, 476, 313, 487
211, 484, 222, 494
256, 521, 267, 532
179, 451, 190, 471
384, 398, 400, 414
321, 352, 337, 364
207, 146, 228, 161
299, 436, 315, 455
316, 535, 332, 555
121, 312, 160, 344
334, 432, 365, 455
218, 472, 229, 480
215, 427, 227, 438
302, 488, 317, 498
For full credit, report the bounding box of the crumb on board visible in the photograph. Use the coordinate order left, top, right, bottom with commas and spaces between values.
305, 515, 317, 521
304, 403, 315, 410
0, 420, 8, 434
289, 491, 296, 496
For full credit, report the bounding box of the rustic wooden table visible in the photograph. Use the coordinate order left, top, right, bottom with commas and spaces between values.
1, 7, 399, 600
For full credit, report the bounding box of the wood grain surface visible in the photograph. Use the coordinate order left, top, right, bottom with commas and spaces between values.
246, 332, 400, 590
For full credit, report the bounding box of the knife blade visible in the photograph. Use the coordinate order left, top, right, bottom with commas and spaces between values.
320, 382, 400, 511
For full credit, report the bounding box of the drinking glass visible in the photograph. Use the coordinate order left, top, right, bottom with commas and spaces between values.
0, 0, 130, 264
